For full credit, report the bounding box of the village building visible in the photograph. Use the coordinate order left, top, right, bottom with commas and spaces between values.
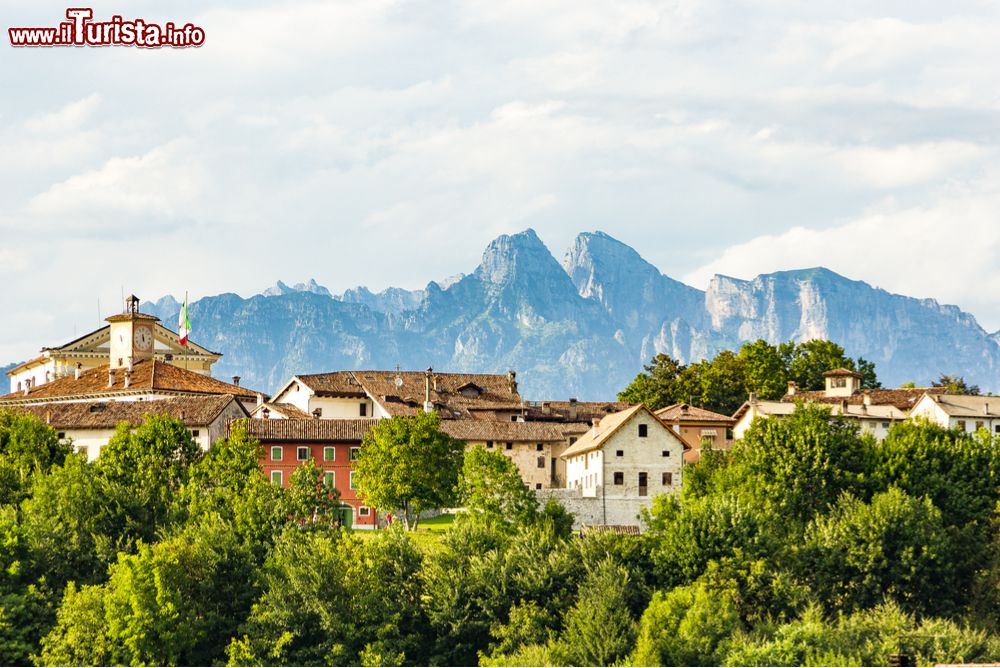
7, 295, 221, 394
908, 393, 1000, 435
12, 395, 247, 461
236, 418, 381, 529
538, 405, 688, 529
439, 420, 589, 489
732, 395, 908, 441
654, 403, 735, 463
0, 296, 263, 457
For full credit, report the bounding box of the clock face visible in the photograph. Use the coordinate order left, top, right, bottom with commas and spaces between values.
133, 326, 153, 352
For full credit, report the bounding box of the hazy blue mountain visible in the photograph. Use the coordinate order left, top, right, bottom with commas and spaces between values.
143, 229, 1000, 400
261, 279, 332, 298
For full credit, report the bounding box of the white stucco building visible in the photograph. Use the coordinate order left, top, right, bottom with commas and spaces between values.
909, 393, 1000, 435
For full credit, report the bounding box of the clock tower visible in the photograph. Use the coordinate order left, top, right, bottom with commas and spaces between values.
106, 295, 160, 369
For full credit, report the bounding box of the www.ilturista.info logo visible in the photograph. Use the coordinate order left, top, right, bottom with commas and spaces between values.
9, 8, 205, 48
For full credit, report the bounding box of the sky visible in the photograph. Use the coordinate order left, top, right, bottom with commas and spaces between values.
2, 0, 1000, 363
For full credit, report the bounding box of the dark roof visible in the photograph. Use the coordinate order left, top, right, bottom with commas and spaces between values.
0, 360, 261, 404
234, 418, 380, 442
440, 420, 588, 442
823, 367, 862, 378
781, 387, 930, 411
656, 403, 735, 424
294, 370, 522, 419
10, 395, 243, 429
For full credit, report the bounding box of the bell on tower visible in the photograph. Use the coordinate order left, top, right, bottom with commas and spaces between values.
125, 294, 140, 314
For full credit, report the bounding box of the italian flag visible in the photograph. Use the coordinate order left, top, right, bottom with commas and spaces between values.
178, 294, 191, 346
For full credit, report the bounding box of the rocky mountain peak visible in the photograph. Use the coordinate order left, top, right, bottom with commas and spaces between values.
261, 279, 332, 297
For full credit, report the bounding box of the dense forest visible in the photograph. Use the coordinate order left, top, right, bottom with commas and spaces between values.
1, 403, 1000, 666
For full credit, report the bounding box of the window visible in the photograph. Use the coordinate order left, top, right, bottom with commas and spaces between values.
322, 447, 335, 462
832, 377, 846, 388
536, 443, 544, 451
297, 446, 309, 461
661, 450, 670, 457
976, 420, 985, 431
270, 470, 283, 485
359, 402, 367, 417
537, 456, 545, 468
191, 429, 200, 437
75, 445, 88, 457
358, 506, 371, 517
957, 420, 967, 431
271, 446, 283, 461
699, 429, 716, 437
882, 422, 890, 429
995, 424, 1000, 434
506, 442, 513, 450
350, 471, 358, 489
638, 472, 648, 496
57, 432, 66, 439
662, 472, 673, 486
535, 483, 542, 490
613, 471, 624, 485
350, 447, 360, 461
638, 424, 648, 438
616, 450, 624, 457
486, 441, 494, 449
324, 472, 336, 489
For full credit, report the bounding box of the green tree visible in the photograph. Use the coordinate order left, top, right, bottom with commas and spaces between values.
691, 350, 747, 415
457, 445, 538, 530
353, 412, 464, 530
0, 507, 51, 666
229, 527, 428, 666
0, 409, 72, 506
39, 514, 256, 667
800, 488, 954, 616
933, 374, 980, 395
738, 339, 788, 400
632, 578, 741, 666
618, 354, 688, 410
551, 558, 637, 666
784, 340, 855, 391
731, 402, 873, 524
95, 415, 201, 547
21, 453, 105, 591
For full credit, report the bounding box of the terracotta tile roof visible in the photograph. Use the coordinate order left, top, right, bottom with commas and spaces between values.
0, 360, 262, 404
293, 370, 523, 419
655, 403, 735, 424
9, 395, 243, 429
294, 372, 368, 397
823, 367, 861, 377
262, 403, 313, 419
440, 420, 588, 442
519, 400, 632, 423
233, 418, 380, 442
781, 387, 930, 411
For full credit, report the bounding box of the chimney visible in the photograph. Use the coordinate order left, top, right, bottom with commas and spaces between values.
232, 376, 241, 387
256, 393, 264, 408
681, 403, 690, 415
860, 403, 868, 415
569, 397, 578, 421
108, 369, 115, 388
749, 391, 758, 406
592, 418, 600, 438
787, 381, 797, 396
127, 356, 134, 372
45, 410, 51, 425
424, 367, 434, 413
432, 375, 438, 392
507, 370, 518, 395
124, 368, 131, 389
985, 402, 990, 416
863, 391, 872, 407
542, 402, 551, 415
75, 363, 82, 380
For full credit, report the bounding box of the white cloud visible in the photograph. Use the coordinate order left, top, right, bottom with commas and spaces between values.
23, 94, 102, 133
25, 140, 207, 228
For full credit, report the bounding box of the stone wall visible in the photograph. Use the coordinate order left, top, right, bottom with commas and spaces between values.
537, 487, 653, 530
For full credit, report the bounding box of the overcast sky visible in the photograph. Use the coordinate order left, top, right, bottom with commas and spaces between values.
3, 0, 1000, 363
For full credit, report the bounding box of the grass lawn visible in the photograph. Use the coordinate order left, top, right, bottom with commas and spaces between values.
354, 513, 455, 556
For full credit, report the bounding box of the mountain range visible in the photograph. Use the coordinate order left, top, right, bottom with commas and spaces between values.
135, 229, 1000, 400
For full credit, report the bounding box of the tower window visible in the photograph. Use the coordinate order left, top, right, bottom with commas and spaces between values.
638, 424, 648, 438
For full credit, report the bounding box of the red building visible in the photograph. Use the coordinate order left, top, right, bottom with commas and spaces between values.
237, 417, 380, 529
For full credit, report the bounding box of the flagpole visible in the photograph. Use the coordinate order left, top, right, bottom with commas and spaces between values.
184, 291, 189, 371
